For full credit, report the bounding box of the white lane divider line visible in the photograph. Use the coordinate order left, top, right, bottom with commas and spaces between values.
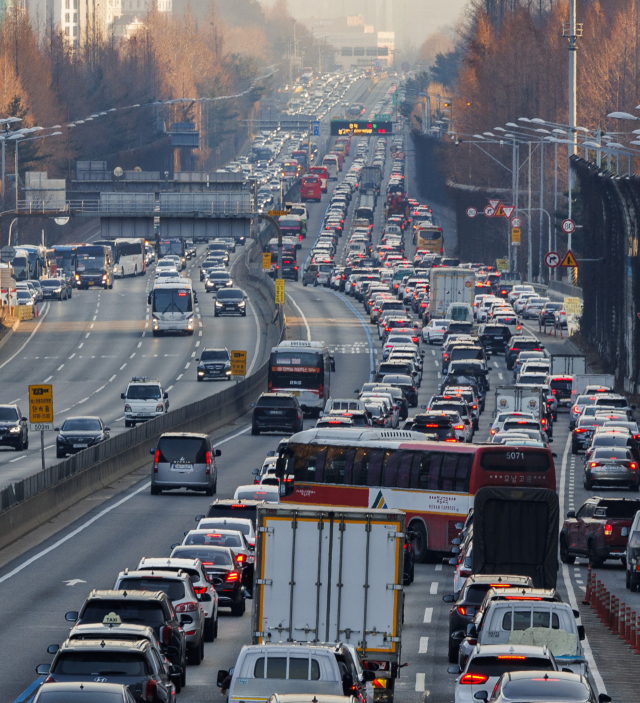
198, 330, 202, 336
415, 674, 425, 692
145, 322, 149, 328
0, 301, 50, 371
433, 359, 438, 366
9, 455, 26, 463
429, 581, 439, 595
129, 353, 136, 359
44, 375, 53, 383
191, 351, 196, 358
85, 333, 90, 339
435, 564, 443, 571
493, 360, 499, 367
176, 374, 183, 381
119, 363, 127, 371
418, 637, 429, 654
165, 385, 174, 393
195, 341, 200, 348
57, 364, 64, 371
92, 315, 97, 321
89, 323, 94, 329
69, 353, 76, 360
431, 350, 435, 356
77, 397, 89, 404
185, 362, 191, 370
285, 292, 311, 341
109, 375, 116, 382
423, 607, 433, 624
498, 372, 504, 379
137, 342, 142, 348
78, 343, 83, 349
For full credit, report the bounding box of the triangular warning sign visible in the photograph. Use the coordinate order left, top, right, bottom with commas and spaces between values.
559, 250, 578, 267
502, 205, 515, 218
488, 199, 500, 208
494, 203, 506, 217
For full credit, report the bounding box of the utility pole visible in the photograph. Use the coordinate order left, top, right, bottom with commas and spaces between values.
564, 0, 581, 242
510, 137, 517, 272
528, 141, 532, 283
539, 140, 544, 282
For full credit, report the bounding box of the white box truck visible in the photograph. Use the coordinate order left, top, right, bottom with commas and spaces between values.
429, 267, 475, 319
494, 386, 544, 421
252, 504, 406, 700
571, 374, 615, 399
550, 354, 587, 375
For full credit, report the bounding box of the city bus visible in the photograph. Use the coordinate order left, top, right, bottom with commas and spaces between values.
275, 429, 556, 561
149, 279, 195, 336
48, 245, 78, 283
11, 245, 48, 280
300, 175, 322, 202
75, 245, 115, 289
268, 341, 335, 416
114, 238, 146, 277
282, 161, 300, 179
309, 166, 329, 192
416, 224, 444, 254
291, 150, 308, 173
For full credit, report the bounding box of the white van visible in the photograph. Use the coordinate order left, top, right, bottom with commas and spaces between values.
322, 155, 339, 180
323, 398, 367, 414
446, 303, 473, 323
219, 644, 373, 703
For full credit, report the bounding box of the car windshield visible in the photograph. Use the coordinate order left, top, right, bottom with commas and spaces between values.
199, 519, 251, 535
235, 487, 278, 501
593, 500, 640, 518
593, 435, 629, 447
118, 577, 185, 600
127, 385, 161, 400
0, 407, 19, 422
209, 273, 230, 280
217, 290, 243, 300
36, 693, 125, 703
171, 546, 233, 565
41, 280, 62, 288
201, 351, 229, 361
17, 290, 31, 299
468, 656, 554, 677
152, 289, 192, 313
257, 396, 294, 408
157, 437, 208, 463
61, 419, 102, 431
592, 448, 633, 461
502, 678, 590, 701
53, 651, 149, 676
185, 532, 242, 547
81, 600, 166, 626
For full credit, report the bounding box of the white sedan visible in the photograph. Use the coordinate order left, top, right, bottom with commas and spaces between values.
422, 319, 450, 344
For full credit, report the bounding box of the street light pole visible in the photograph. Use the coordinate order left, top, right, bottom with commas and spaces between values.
528, 141, 533, 282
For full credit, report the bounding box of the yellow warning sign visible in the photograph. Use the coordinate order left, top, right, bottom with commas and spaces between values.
560, 249, 578, 267
564, 297, 582, 314
511, 228, 521, 244
494, 203, 505, 217
275, 278, 285, 305
29, 384, 53, 429
262, 252, 272, 270
230, 350, 247, 376
496, 259, 509, 271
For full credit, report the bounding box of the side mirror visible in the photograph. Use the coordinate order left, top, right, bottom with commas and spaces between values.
196, 357, 200, 361
474, 692, 488, 701
447, 665, 461, 675
252, 468, 260, 475
362, 671, 376, 682
451, 546, 460, 554
455, 523, 464, 530
250, 403, 256, 408
54, 427, 60, 432
319, 411, 324, 417
449, 557, 458, 565
195, 514, 205, 522
170, 543, 180, 550
104, 427, 110, 432
163, 392, 168, 399
548, 438, 554, 443
577, 624, 585, 640
150, 447, 156, 455
466, 624, 478, 637
552, 453, 558, 458
47, 644, 60, 654
217, 670, 230, 688
598, 695, 612, 703
215, 449, 222, 457
566, 510, 576, 519
451, 538, 461, 545
443, 594, 456, 603
36, 664, 51, 675
572, 609, 580, 618
121, 393, 126, 399
65, 611, 79, 622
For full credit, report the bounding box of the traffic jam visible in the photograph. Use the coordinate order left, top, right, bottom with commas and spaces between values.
17, 111, 631, 703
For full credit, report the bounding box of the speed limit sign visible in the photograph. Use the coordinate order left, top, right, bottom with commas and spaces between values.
562, 219, 576, 234
466, 207, 478, 218
510, 217, 522, 228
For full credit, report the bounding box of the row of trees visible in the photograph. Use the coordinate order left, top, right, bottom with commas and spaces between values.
0, 0, 304, 183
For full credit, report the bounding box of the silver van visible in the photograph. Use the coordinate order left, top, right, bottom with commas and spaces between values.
303, 263, 319, 286
218, 643, 374, 703
150, 432, 220, 496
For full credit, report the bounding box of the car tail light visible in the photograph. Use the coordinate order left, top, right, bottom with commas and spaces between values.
489, 584, 512, 588
573, 406, 580, 413
460, 568, 472, 577
44, 676, 56, 683
454, 424, 464, 430
456, 606, 467, 616
161, 625, 172, 644
498, 655, 525, 660
604, 524, 613, 536
574, 428, 586, 433
631, 463, 638, 470
552, 389, 557, 395
590, 462, 597, 467
505, 596, 542, 600
236, 553, 247, 563
226, 571, 240, 582
193, 586, 207, 594
175, 601, 198, 613
154, 450, 160, 473
145, 679, 158, 702
445, 438, 458, 442
460, 674, 488, 685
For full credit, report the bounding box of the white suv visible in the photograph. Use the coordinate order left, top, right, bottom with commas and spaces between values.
121, 377, 169, 427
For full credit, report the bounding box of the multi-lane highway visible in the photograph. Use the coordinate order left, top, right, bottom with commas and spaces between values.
1, 73, 636, 703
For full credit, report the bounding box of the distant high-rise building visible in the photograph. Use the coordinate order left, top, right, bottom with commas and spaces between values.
0, 0, 26, 23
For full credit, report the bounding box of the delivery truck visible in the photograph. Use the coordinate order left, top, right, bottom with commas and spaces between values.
494, 386, 545, 420
428, 267, 475, 319
571, 373, 615, 398
550, 354, 587, 375
252, 504, 405, 701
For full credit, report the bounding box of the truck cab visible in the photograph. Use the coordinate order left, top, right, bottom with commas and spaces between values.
121, 377, 169, 427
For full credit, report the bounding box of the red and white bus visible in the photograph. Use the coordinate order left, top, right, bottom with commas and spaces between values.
276, 428, 556, 561
300, 175, 322, 202
309, 166, 329, 192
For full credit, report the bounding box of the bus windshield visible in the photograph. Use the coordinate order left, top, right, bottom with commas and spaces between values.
152, 288, 193, 313
77, 253, 106, 273
270, 351, 324, 390
159, 240, 184, 258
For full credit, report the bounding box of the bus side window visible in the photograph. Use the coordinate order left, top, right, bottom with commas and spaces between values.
440, 454, 458, 491
342, 449, 356, 485
455, 455, 473, 492
293, 446, 326, 483
411, 452, 440, 490
396, 452, 413, 489
382, 451, 399, 487
366, 450, 384, 487
324, 448, 351, 485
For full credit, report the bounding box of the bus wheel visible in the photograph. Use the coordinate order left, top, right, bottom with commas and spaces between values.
410, 522, 429, 563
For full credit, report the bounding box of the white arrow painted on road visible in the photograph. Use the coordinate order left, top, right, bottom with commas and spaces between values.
63, 579, 87, 587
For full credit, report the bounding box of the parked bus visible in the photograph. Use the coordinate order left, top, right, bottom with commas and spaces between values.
75, 245, 115, 289
275, 429, 557, 561
268, 341, 335, 416
300, 175, 322, 202
114, 238, 146, 277
416, 224, 444, 254
149, 279, 196, 336
309, 166, 329, 192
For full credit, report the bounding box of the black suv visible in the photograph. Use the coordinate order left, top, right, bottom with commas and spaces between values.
215, 288, 247, 317
406, 413, 455, 440
442, 574, 535, 662
197, 348, 231, 381
65, 590, 187, 677
251, 393, 304, 435
477, 323, 512, 353
505, 336, 544, 369
0, 404, 28, 450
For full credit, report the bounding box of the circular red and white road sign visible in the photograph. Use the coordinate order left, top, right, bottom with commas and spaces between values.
466, 207, 478, 218
510, 216, 522, 228
544, 251, 561, 268
484, 206, 495, 217
395, 151, 406, 159
562, 218, 576, 234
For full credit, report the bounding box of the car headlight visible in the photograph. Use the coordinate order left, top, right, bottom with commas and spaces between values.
226, 280, 233, 286
125, 404, 132, 412
215, 301, 223, 307
9, 426, 21, 433
156, 404, 164, 412
238, 300, 246, 307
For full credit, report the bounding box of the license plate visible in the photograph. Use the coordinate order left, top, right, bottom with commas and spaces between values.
88, 281, 94, 286
290, 391, 300, 396
172, 463, 193, 471
269, 410, 284, 415
73, 444, 88, 449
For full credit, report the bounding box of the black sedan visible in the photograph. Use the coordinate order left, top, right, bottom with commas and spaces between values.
40, 278, 69, 300
55, 416, 110, 458
170, 544, 246, 616
215, 288, 248, 317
